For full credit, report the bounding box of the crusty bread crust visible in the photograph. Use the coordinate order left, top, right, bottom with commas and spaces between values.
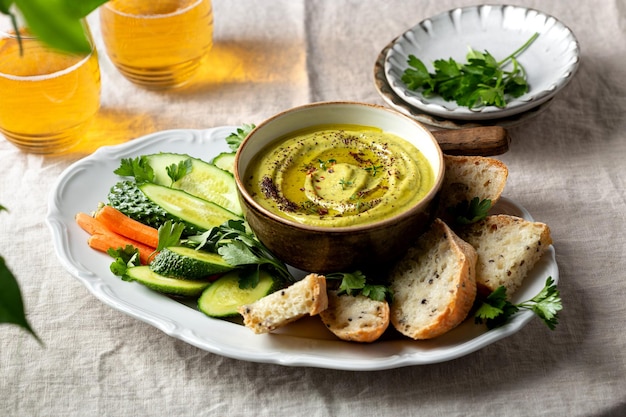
238, 273, 328, 334
388, 219, 477, 340
320, 291, 390, 343
437, 155, 508, 224
459, 214, 552, 298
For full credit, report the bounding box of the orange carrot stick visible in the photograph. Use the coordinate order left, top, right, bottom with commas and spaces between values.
94, 205, 159, 248
75, 212, 112, 236
87, 233, 155, 265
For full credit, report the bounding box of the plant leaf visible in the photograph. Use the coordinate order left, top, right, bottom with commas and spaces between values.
13, 0, 104, 54
0, 255, 41, 343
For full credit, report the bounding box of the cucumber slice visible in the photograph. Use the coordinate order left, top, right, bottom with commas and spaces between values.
145, 153, 242, 216
138, 182, 241, 233
124, 266, 211, 297
211, 152, 236, 174
198, 270, 278, 317
149, 246, 234, 280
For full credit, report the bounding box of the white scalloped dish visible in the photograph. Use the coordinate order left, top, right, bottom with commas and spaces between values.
384, 5, 580, 120
46, 128, 559, 370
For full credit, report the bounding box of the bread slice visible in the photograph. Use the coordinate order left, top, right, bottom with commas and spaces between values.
238, 273, 328, 334
436, 155, 508, 224
319, 291, 390, 343
458, 214, 552, 298
388, 218, 477, 340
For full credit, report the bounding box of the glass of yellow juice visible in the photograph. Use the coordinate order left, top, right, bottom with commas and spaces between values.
100, 0, 214, 89
0, 18, 101, 154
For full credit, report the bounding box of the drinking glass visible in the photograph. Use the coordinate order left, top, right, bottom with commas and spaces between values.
0, 17, 101, 154
99, 0, 214, 89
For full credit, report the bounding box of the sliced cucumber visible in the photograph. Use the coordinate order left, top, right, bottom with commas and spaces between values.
149, 246, 234, 280
144, 153, 242, 216
138, 182, 241, 233
211, 152, 236, 174
124, 266, 211, 297
198, 270, 278, 317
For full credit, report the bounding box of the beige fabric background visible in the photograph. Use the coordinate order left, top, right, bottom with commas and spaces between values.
2, 0, 626, 416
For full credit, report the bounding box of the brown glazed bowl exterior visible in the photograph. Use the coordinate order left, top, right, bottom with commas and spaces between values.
234, 101, 445, 273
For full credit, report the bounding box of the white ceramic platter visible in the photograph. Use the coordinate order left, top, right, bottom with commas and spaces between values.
384, 4, 580, 120
47, 128, 559, 371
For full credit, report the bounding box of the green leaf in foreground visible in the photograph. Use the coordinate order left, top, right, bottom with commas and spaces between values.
0, 255, 42, 344
10, 0, 109, 54
475, 276, 562, 330
225, 124, 256, 151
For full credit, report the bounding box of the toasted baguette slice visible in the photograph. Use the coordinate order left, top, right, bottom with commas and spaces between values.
319, 291, 390, 343
388, 218, 477, 340
437, 155, 508, 224
239, 273, 328, 334
458, 214, 552, 298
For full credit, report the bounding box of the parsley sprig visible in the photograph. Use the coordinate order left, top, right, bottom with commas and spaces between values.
475, 276, 562, 330
225, 124, 256, 151
114, 156, 193, 185
401, 33, 539, 109
191, 219, 295, 289
326, 271, 393, 302
448, 197, 492, 225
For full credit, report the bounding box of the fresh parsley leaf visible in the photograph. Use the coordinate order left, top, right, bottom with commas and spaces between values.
166, 158, 193, 184
448, 197, 492, 225
193, 219, 294, 288
475, 277, 562, 330
518, 277, 562, 330
107, 245, 141, 278
114, 156, 155, 183
225, 124, 256, 151
335, 270, 367, 294
401, 33, 539, 109
156, 220, 186, 252
326, 271, 393, 302
361, 284, 393, 302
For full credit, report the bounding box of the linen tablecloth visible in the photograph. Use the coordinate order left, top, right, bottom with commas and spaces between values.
2, 1, 625, 416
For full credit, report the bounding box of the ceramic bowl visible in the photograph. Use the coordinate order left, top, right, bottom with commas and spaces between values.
384, 4, 580, 120
233, 102, 444, 273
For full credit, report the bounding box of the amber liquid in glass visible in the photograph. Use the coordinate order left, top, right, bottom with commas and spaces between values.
100, 0, 214, 88
0, 35, 101, 153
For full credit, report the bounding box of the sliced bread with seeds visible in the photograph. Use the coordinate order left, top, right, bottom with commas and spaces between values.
388, 218, 477, 340
436, 155, 508, 225
458, 214, 552, 298
319, 291, 390, 343
238, 273, 328, 334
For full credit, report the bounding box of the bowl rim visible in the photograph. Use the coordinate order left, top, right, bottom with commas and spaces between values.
234, 100, 445, 233
383, 4, 581, 120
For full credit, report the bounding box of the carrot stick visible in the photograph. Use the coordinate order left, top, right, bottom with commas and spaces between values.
87, 233, 155, 265
75, 212, 112, 236
94, 205, 159, 248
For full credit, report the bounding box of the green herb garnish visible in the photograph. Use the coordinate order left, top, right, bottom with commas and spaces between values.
475, 276, 562, 330
114, 156, 155, 183
165, 158, 193, 184
401, 33, 539, 109
225, 123, 256, 151
326, 271, 393, 302
107, 245, 141, 277
448, 197, 492, 225
192, 219, 294, 289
